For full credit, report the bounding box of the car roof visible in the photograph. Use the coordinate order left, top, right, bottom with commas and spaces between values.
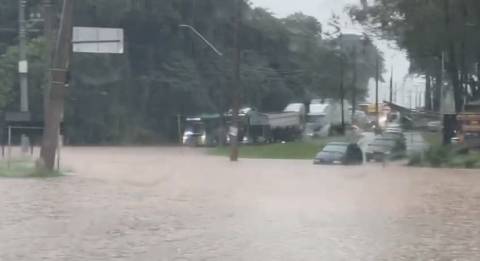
325, 142, 350, 146
373, 137, 396, 142
384, 131, 403, 135
385, 129, 402, 132
323, 142, 360, 149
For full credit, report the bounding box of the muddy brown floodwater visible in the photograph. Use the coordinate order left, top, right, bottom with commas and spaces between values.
1, 147, 480, 260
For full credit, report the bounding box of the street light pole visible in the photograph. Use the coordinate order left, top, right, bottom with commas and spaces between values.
178, 22, 244, 161
351, 46, 358, 122
340, 52, 345, 134
389, 65, 393, 103
375, 55, 380, 130
19, 0, 29, 112
336, 34, 345, 135
230, 0, 242, 162
179, 25, 223, 57
43, 0, 54, 114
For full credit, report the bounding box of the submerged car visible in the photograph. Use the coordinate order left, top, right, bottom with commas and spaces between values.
366, 136, 406, 162
314, 142, 363, 165
385, 127, 402, 133
383, 131, 406, 143
427, 121, 442, 132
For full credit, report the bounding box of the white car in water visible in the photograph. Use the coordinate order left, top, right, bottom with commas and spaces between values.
427, 121, 442, 132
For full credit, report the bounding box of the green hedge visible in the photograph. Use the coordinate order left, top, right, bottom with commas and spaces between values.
409, 145, 480, 169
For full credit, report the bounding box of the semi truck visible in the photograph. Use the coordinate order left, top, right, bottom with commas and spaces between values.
244, 103, 306, 143
182, 114, 225, 146
183, 103, 306, 146
305, 99, 352, 137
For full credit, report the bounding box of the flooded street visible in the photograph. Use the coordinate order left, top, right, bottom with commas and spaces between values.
1, 147, 480, 260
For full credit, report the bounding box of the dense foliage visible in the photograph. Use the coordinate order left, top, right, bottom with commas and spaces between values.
0, 0, 383, 144
349, 0, 480, 112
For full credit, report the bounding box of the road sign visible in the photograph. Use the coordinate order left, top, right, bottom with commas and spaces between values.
229, 126, 238, 137
5, 111, 31, 122
73, 27, 124, 54
18, 60, 28, 73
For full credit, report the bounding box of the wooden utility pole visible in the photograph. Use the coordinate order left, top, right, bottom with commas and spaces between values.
230, 0, 241, 161
39, 0, 74, 170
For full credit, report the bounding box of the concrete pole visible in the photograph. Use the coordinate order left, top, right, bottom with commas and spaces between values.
19, 0, 29, 112
177, 114, 182, 144
394, 83, 397, 103
375, 55, 380, 129
351, 46, 358, 122
340, 51, 345, 134
7, 126, 12, 168
389, 66, 393, 103
43, 0, 54, 114
230, 0, 241, 162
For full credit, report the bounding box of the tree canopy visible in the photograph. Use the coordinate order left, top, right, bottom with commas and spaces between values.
0, 0, 384, 144
349, 0, 480, 112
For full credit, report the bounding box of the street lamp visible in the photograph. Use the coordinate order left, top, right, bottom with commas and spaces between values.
179, 24, 223, 57
334, 45, 346, 135
179, 11, 241, 162
179, 24, 242, 161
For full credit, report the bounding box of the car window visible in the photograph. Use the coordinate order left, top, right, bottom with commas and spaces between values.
370, 139, 395, 147
323, 144, 348, 153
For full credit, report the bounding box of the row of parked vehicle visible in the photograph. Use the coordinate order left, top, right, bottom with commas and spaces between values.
313, 122, 407, 165
366, 123, 406, 162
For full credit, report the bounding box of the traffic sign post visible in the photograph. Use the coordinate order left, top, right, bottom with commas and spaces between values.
40, 5, 125, 170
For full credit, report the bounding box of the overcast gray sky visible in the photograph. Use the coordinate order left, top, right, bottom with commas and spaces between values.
250, 0, 420, 107
251, 0, 348, 21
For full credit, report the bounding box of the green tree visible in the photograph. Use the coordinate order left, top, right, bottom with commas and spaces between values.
350, 0, 480, 112
0, 0, 385, 144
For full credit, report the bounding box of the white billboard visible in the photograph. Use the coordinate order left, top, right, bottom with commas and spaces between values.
73, 27, 124, 54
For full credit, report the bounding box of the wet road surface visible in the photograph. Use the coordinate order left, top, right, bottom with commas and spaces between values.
1, 147, 480, 260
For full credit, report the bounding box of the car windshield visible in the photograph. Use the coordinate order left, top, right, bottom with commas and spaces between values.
386, 129, 401, 133
322, 144, 348, 153
307, 114, 326, 123
185, 123, 205, 134
384, 133, 402, 138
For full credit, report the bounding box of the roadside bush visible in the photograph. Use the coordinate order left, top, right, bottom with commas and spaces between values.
448, 155, 468, 168
408, 153, 423, 166
464, 157, 477, 169
445, 154, 479, 169
409, 144, 480, 169
424, 145, 450, 167
464, 153, 480, 169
